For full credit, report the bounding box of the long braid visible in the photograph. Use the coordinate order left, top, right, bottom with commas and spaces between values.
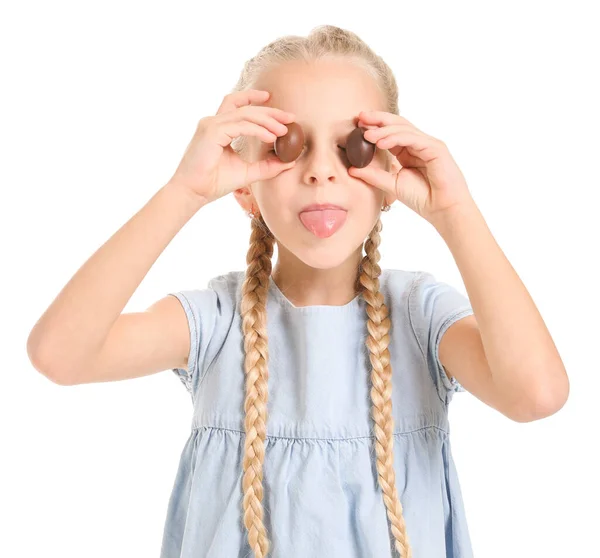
227, 23, 414, 556
359, 217, 413, 558
240, 214, 275, 557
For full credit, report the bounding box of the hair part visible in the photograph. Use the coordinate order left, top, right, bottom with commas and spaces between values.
235, 25, 411, 557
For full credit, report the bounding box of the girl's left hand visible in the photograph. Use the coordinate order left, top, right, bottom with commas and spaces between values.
348, 110, 475, 224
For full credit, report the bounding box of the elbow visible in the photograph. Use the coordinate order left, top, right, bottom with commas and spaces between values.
44, 370, 78, 386
509, 374, 570, 423
27, 338, 76, 387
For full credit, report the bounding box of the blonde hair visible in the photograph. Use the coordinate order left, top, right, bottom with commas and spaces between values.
231, 25, 411, 558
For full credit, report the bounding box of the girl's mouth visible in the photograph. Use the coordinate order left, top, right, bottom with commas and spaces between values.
298, 209, 348, 238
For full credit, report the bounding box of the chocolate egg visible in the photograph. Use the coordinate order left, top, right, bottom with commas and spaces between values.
274, 121, 304, 163
346, 127, 375, 168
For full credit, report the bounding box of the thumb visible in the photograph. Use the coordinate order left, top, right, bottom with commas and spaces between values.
349, 165, 396, 197
245, 156, 296, 183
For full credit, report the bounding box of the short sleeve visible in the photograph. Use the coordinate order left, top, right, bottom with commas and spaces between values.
168, 288, 220, 398
408, 271, 474, 404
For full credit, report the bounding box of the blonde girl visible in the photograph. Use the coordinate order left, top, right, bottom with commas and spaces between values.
27, 24, 569, 558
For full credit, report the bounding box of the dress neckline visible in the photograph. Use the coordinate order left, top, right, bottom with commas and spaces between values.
268, 274, 363, 313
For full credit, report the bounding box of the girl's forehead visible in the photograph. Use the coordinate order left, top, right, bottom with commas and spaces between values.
254, 60, 387, 120
259, 93, 383, 133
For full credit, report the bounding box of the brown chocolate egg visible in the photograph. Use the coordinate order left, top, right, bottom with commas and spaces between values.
346, 127, 375, 168
274, 121, 304, 163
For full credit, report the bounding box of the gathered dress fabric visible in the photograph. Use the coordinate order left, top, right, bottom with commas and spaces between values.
160, 268, 475, 557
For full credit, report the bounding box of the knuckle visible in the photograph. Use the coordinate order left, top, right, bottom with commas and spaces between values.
197, 116, 211, 131
202, 119, 218, 136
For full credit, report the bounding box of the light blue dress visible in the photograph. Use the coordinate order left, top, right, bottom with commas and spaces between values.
160, 268, 475, 557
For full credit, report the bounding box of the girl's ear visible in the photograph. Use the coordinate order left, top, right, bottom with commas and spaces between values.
233, 186, 256, 214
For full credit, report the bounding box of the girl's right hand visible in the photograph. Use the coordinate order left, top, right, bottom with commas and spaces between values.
167, 89, 297, 204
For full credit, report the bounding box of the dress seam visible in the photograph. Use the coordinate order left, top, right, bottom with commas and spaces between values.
189, 423, 450, 440
407, 271, 427, 362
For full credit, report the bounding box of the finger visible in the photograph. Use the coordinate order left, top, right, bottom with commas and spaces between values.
348, 165, 396, 196
370, 131, 440, 163
245, 156, 296, 184
363, 124, 426, 144
216, 89, 270, 115
222, 107, 293, 138
217, 120, 278, 147
358, 111, 425, 134
395, 146, 427, 169
364, 130, 432, 167
359, 110, 410, 126
236, 105, 296, 123
364, 126, 431, 164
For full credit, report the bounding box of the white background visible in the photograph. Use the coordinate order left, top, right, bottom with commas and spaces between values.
2, 1, 598, 556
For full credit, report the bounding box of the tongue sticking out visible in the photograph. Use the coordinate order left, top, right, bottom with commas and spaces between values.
299, 209, 347, 238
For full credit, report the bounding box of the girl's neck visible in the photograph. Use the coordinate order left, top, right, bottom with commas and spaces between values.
271, 247, 363, 307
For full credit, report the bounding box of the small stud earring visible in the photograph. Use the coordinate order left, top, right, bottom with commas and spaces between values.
247, 203, 257, 219
381, 201, 392, 212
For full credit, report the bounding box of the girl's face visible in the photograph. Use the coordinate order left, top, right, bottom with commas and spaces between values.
236, 58, 394, 270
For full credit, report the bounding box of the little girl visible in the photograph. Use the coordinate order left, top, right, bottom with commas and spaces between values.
27, 25, 569, 558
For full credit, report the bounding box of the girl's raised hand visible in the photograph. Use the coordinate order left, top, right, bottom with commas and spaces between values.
349, 111, 475, 225
167, 89, 297, 204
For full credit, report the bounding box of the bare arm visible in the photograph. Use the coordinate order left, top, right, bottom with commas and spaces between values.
26, 89, 293, 385
27, 181, 207, 385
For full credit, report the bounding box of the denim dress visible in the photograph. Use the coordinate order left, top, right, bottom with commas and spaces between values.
160, 268, 475, 557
